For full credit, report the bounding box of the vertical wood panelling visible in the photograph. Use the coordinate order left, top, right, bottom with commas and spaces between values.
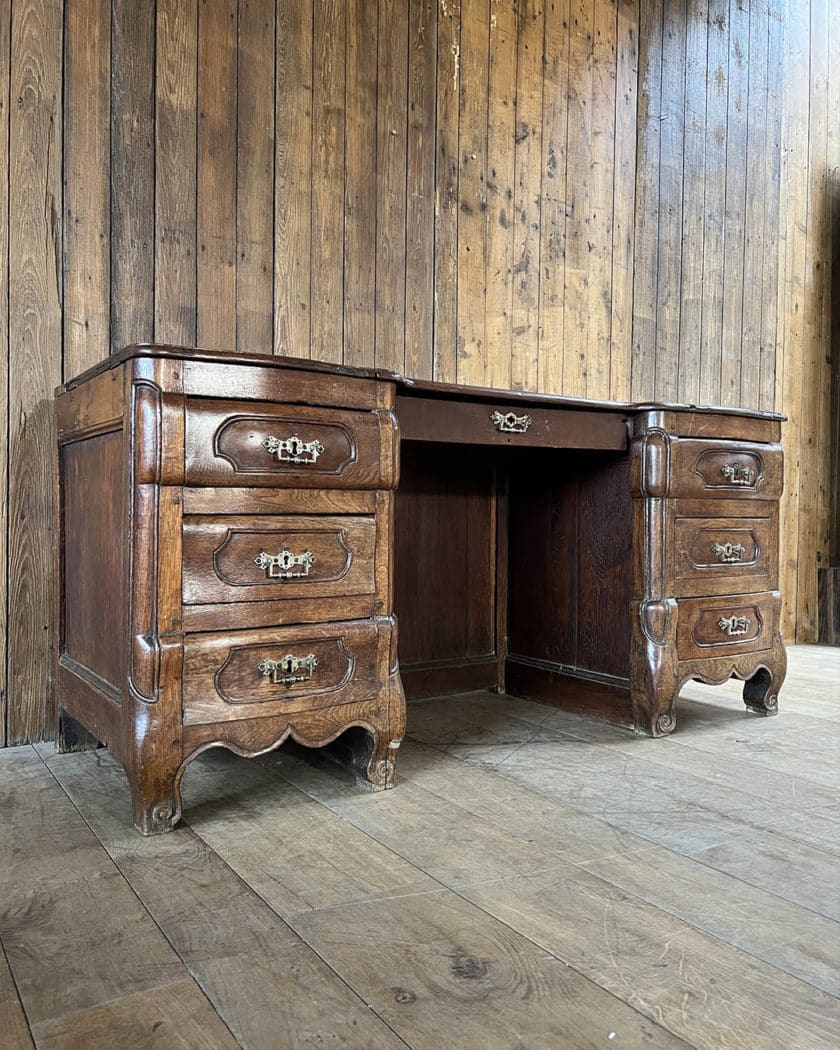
719, 0, 749, 407
677, 0, 708, 405
758, 1, 783, 413
344, 0, 378, 367
795, 0, 829, 639
609, 0, 637, 402
630, 0, 662, 401
374, 0, 409, 373
484, 0, 516, 391
510, 0, 543, 391
310, 0, 346, 365
274, 0, 312, 357
0, 1, 10, 745
110, 0, 154, 352
432, 0, 461, 383
538, 0, 568, 396
776, 0, 810, 638
155, 0, 198, 345
197, 0, 237, 350
654, 0, 684, 403
699, 0, 728, 405
456, 0, 489, 386
236, 0, 275, 353
740, 0, 769, 409
564, 0, 595, 397
63, 0, 110, 377
404, 0, 437, 381
8, 0, 63, 743
1, 0, 835, 741
586, 1, 618, 400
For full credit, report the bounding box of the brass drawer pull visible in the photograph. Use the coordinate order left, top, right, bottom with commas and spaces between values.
721, 463, 756, 486
262, 433, 325, 464
254, 548, 316, 579
492, 410, 532, 434
711, 542, 746, 564
258, 653, 318, 687
717, 615, 750, 637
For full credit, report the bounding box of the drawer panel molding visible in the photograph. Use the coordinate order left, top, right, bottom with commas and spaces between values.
183, 620, 387, 725
183, 515, 377, 606
676, 593, 779, 661
674, 439, 782, 500
671, 511, 777, 597
185, 399, 396, 489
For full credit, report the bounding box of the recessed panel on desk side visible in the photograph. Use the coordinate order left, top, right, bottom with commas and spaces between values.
60, 429, 127, 693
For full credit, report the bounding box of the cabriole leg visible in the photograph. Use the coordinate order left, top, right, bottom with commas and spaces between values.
743, 635, 786, 716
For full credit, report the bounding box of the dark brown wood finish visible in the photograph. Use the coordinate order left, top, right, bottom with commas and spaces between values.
55, 347, 406, 833
629, 410, 787, 736
55, 346, 786, 832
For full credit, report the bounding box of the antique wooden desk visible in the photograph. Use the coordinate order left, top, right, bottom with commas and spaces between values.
54, 346, 786, 833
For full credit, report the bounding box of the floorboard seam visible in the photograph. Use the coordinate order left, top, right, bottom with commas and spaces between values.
0, 937, 36, 1048
299, 738, 840, 999
179, 815, 414, 1050
41, 759, 247, 1050
407, 727, 840, 922
260, 759, 700, 1049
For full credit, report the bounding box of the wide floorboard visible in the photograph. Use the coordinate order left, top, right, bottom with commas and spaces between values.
1, 645, 838, 1048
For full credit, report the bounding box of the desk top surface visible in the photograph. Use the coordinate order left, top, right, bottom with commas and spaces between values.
61, 343, 784, 422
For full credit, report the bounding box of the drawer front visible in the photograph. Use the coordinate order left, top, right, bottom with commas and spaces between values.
676, 592, 778, 661
396, 395, 629, 451
184, 399, 395, 489
183, 515, 377, 605
671, 440, 782, 500
183, 620, 382, 724
672, 511, 777, 597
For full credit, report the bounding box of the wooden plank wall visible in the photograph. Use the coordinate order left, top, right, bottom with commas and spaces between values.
1, 0, 836, 743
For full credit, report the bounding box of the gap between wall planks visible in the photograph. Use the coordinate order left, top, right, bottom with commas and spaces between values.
2, 0, 836, 744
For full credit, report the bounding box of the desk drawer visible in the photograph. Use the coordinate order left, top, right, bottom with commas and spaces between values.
670, 439, 782, 500
182, 620, 382, 725
184, 399, 396, 489
396, 395, 628, 450
183, 514, 377, 607
672, 511, 777, 597
676, 592, 778, 661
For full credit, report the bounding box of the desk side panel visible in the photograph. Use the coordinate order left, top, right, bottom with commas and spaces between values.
60, 428, 127, 695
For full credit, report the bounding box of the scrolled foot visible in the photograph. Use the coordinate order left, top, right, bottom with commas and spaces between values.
743, 667, 780, 717
653, 710, 677, 736
349, 730, 400, 792
131, 786, 182, 835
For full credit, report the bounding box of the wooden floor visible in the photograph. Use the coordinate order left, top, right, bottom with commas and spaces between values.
1, 646, 838, 1049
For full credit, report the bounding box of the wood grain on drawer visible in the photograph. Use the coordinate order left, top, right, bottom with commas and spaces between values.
184, 399, 396, 488
670, 439, 782, 500
183, 515, 377, 605
672, 510, 777, 597
676, 592, 779, 661
183, 621, 382, 724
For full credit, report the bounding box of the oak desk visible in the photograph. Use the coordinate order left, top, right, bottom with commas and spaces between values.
54, 346, 786, 833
